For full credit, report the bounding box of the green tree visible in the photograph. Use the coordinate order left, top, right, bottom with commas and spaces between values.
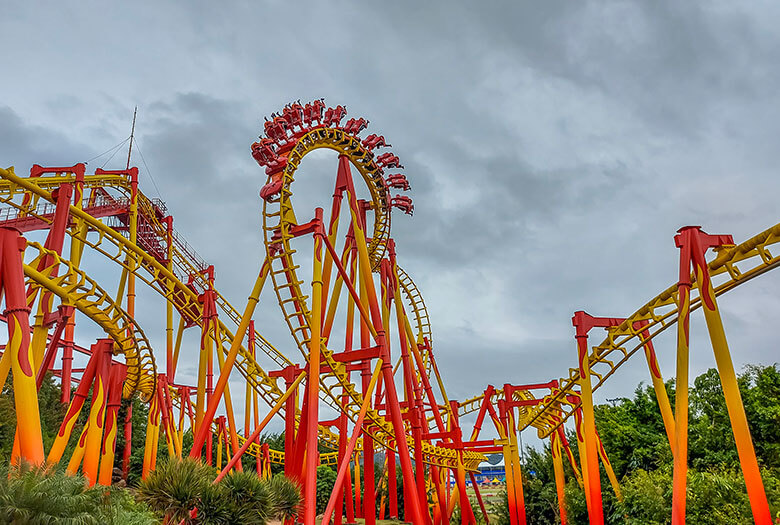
593, 383, 672, 478
316, 465, 338, 514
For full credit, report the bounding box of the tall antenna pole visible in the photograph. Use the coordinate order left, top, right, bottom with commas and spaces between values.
126, 106, 137, 170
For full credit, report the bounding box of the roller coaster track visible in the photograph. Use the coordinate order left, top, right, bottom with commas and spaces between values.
455, 222, 780, 440
4, 102, 778, 523
0, 167, 334, 443
261, 125, 482, 469
1, 160, 475, 468
396, 265, 433, 376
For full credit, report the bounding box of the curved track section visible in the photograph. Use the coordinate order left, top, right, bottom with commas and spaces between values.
260, 108, 482, 469
396, 265, 434, 376
0, 165, 356, 454
22, 241, 156, 400
455, 222, 780, 439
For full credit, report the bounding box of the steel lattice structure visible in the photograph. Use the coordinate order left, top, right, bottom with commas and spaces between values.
1, 100, 777, 524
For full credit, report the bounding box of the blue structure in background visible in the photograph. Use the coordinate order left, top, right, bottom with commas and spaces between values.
473, 454, 506, 483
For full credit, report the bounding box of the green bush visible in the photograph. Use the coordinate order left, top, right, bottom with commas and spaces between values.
0, 462, 155, 525
136, 456, 301, 524
269, 473, 302, 520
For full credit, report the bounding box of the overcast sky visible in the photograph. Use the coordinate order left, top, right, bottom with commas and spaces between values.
3, 1, 780, 441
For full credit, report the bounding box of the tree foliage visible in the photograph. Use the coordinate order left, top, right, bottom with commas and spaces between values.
491, 365, 780, 524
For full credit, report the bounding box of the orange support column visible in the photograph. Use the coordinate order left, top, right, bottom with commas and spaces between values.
61, 165, 86, 405
319, 362, 383, 525
572, 407, 591, 511
676, 226, 772, 524
142, 392, 161, 480
387, 448, 398, 519
672, 236, 693, 525
571, 311, 624, 525
82, 339, 113, 486
98, 364, 127, 485
573, 322, 603, 524
48, 350, 100, 465
506, 409, 527, 525
354, 458, 362, 519
189, 262, 268, 461
0, 228, 44, 465
557, 425, 583, 488
303, 209, 325, 525
215, 418, 225, 470
670, 227, 701, 524
262, 443, 271, 479
66, 424, 90, 474
497, 400, 521, 525
342, 157, 426, 525
156, 375, 177, 458
430, 465, 448, 525
551, 430, 568, 525
595, 430, 622, 501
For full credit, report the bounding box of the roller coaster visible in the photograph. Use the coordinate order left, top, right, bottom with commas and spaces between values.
1, 100, 778, 524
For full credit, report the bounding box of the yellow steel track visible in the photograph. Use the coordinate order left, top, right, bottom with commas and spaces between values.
261, 127, 483, 469
457, 222, 780, 439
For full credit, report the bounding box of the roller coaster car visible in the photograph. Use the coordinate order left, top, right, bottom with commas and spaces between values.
263, 118, 288, 143
376, 153, 403, 169
267, 228, 284, 255
302, 99, 325, 127
362, 134, 389, 151
251, 139, 278, 167
283, 103, 304, 129
385, 173, 410, 191
260, 176, 285, 201
323, 105, 347, 127
342, 117, 369, 135
391, 195, 414, 215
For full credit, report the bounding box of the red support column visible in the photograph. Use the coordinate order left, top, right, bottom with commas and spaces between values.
469, 472, 490, 525
35, 306, 73, 388
60, 318, 75, 403
0, 228, 44, 465
354, 455, 362, 519
571, 311, 624, 525
292, 380, 310, 486
341, 154, 427, 524
361, 371, 376, 525
122, 402, 133, 479
450, 402, 478, 525
410, 408, 428, 524
82, 339, 113, 486
270, 365, 303, 480
61, 165, 85, 403
672, 227, 771, 525
49, 350, 100, 464
99, 363, 127, 485
387, 448, 398, 519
